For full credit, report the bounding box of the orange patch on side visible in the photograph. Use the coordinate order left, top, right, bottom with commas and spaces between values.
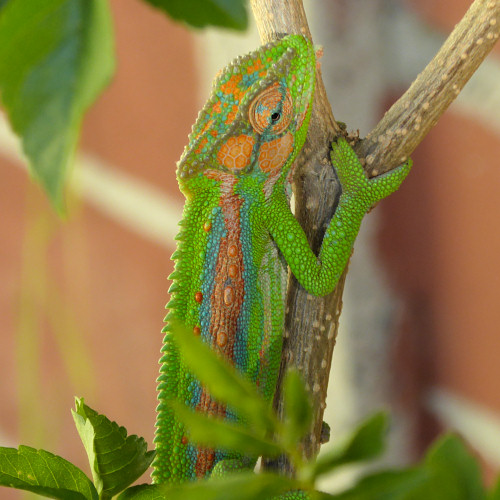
220, 74, 242, 94
225, 112, 236, 125
258, 132, 295, 172
246, 58, 263, 74
219, 74, 245, 103
216, 134, 255, 170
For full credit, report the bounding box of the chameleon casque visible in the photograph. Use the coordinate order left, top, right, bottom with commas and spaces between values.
152, 35, 411, 484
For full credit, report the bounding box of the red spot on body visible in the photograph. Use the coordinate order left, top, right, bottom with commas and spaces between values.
203, 221, 212, 232
228, 244, 238, 257
228, 264, 238, 279
217, 331, 228, 347
195, 291, 203, 303
181, 435, 188, 445
224, 286, 234, 306
193, 326, 201, 336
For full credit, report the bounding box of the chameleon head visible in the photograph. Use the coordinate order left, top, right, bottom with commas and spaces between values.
177, 35, 316, 193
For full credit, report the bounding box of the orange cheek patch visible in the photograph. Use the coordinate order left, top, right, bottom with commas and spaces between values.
217, 134, 255, 170
258, 132, 294, 172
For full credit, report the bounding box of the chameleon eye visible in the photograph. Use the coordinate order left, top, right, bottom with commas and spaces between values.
249, 82, 292, 135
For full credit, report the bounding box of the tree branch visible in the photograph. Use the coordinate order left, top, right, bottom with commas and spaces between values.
359, 0, 500, 175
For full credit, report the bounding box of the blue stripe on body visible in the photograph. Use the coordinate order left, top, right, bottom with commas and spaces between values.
189, 206, 224, 411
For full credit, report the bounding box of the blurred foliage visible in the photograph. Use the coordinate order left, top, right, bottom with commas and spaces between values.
0, 0, 115, 212
15, 188, 96, 460
142, 0, 248, 30
0, 0, 247, 212
1, 321, 498, 499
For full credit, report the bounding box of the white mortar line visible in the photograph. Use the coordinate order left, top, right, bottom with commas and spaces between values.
427, 387, 500, 467
0, 115, 182, 247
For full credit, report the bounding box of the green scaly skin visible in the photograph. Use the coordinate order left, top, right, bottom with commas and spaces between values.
152, 34, 411, 489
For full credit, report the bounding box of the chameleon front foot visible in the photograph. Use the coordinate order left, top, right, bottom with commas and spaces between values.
330, 137, 412, 209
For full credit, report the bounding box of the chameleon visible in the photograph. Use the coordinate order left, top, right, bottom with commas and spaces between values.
152, 34, 411, 484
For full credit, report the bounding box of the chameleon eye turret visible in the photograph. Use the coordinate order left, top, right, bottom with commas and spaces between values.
176, 35, 315, 187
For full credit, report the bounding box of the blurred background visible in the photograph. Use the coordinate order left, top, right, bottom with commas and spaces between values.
1, 0, 499, 497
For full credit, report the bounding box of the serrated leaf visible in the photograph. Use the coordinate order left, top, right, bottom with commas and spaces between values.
310, 412, 388, 479
329, 468, 431, 500
171, 320, 279, 434
282, 370, 313, 448
0, 0, 115, 211
421, 434, 487, 500
142, 0, 248, 30
72, 398, 155, 498
171, 401, 282, 458
0, 445, 97, 500
119, 472, 297, 500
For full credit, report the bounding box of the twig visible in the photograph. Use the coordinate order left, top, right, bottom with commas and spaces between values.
359, 0, 500, 175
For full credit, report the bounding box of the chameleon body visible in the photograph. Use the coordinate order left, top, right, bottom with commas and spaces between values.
152, 35, 411, 484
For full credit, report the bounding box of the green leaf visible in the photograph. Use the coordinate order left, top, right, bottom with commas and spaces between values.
117, 484, 165, 500
488, 476, 500, 500
329, 468, 431, 499
171, 401, 283, 458
72, 398, 155, 499
0, 445, 97, 500
311, 412, 388, 479
282, 370, 313, 447
171, 320, 279, 434
119, 472, 297, 500
0, 0, 115, 211
420, 434, 487, 500
142, 0, 248, 30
